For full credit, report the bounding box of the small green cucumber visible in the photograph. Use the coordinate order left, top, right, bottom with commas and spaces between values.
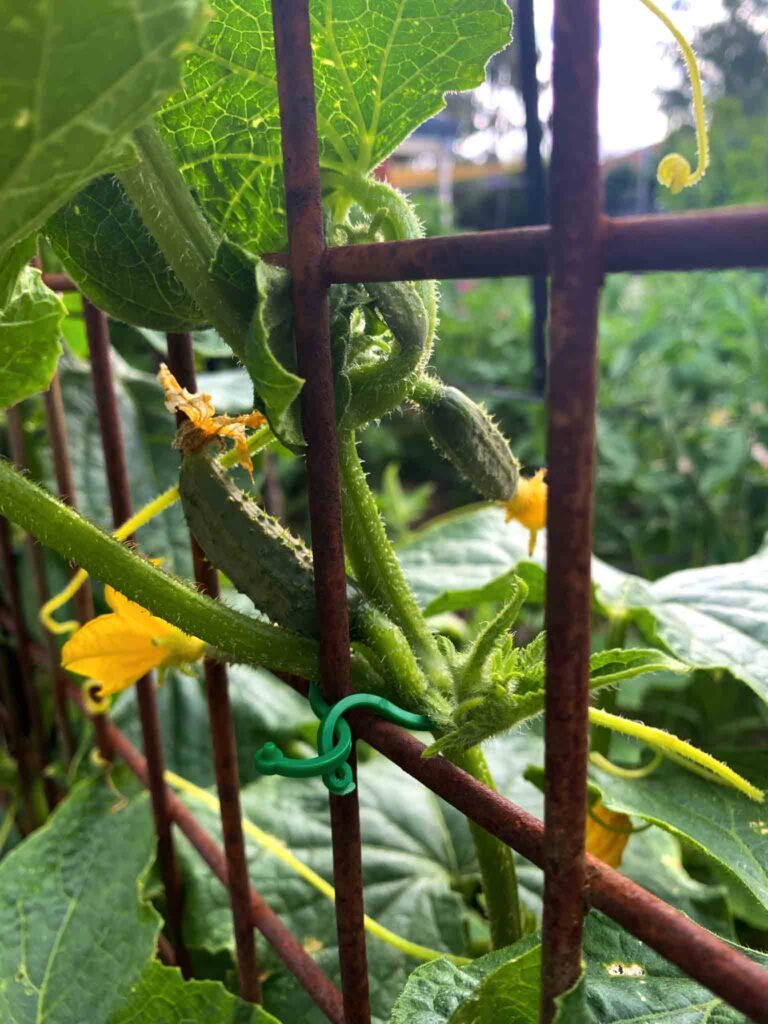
416, 384, 520, 501
180, 451, 320, 637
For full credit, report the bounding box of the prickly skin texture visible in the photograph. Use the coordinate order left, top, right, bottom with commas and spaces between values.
418, 385, 520, 501
180, 451, 320, 637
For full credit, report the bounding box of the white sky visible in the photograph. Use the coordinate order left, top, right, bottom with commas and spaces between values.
460, 0, 728, 160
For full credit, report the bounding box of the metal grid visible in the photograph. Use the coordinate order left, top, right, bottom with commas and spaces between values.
2, 0, 768, 1022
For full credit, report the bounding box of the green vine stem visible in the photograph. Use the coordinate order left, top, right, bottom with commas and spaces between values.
337, 432, 451, 694
0, 460, 383, 691
334, 173, 438, 351
451, 745, 524, 948
117, 123, 250, 358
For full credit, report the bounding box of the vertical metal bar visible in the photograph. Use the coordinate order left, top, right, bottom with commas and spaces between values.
41, 371, 115, 761
83, 300, 190, 976
541, 1, 602, 1019
42, 372, 97, 626
165, 331, 263, 1003
270, 3, 371, 1020
6, 405, 74, 766
0, 518, 48, 829
517, 0, 549, 395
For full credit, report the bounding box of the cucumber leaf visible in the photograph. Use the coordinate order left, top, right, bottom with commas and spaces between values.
108, 962, 281, 1023
112, 664, 314, 788
399, 506, 768, 705
390, 911, 768, 1024
46, 176, 206, 331
591, 751, 768, 917
159, 0, 512, 253
0, 264, 65, 408
177, 759, 476, 1024
245, 259, 304, 448
0, 772, 157, 1024
0, 0, 208, 254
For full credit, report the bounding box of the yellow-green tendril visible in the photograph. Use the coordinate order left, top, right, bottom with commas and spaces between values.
165, 769, 471, 966
40, 426, 273, 634
638, 0, 709, 193
588, 707, 763, 802
589, 750, 664, 780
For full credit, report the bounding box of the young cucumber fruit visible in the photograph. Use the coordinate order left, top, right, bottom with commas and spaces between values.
180, 451, 368, 638
417, 384, 520, 502
180, 451, 320, 637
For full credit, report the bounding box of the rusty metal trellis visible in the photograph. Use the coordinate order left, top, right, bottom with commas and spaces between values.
2, 0, 768, 1022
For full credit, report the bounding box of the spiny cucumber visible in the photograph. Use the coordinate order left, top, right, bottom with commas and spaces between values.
180, 451, 369, 638
416, 384, 520, 502
180, 451, 320, 637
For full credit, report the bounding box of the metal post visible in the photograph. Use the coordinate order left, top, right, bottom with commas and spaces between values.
83, 300, 190, 975
270, 3, 371, 1019
541, 2, 603, 1012
165, 331, 263, 1003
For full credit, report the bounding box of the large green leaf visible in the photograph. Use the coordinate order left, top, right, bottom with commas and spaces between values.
608, 551, 768, 705
397, 505, 623, 615
399, 506, 768, 705
591, 751, 768, 917
390, 911, 768, 1024
46, 176, 206, 331
108, 962, 281, 1023
178, 759, 478, 1024
112, 663, 314, 788
159, 0, 512, 253
0, 0, 207, 254
0, 773, 157, 1024
0, 266, 65, 409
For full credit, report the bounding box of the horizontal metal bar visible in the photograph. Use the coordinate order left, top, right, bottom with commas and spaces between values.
66, 688, 345, 1023
43, 207, 768, 300
321, 206, 768, 282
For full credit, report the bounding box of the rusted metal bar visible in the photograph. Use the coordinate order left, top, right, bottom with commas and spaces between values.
0, 520, 48, 829
41, 272, 77, 292
271, 3, 371, 1021
280, 44, 369, 1024
41, 371, 114, 760
42, 373, 97, 627
165, 331, 263, 1003
66, 687, 344, 1024
541, 0, 602, 1017
320, 206, 768, 282
6, 405, 74, 767
83, 299, 190, 975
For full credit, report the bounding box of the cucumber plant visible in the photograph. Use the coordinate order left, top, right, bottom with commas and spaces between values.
1, 2, 767, 1023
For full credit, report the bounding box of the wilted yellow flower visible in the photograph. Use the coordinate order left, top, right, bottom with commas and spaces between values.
585, 799, 632, 868
158, 363, 266, 475
504, 469, 547, 556
61, 586, 206, 700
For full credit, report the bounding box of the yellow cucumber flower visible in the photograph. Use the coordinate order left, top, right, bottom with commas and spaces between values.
585, 799, 632, 868
61, 586, 206, 700
504, 468, 547, 556
158, 363, 266, 475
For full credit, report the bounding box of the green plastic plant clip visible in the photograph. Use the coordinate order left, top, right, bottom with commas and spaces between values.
254, 682, 434, 795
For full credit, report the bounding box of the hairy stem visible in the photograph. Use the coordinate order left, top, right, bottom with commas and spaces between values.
451, 745, 523, 948
338, 433, 451, 693
118, 123, 249, 358
0, 461, 391, 686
